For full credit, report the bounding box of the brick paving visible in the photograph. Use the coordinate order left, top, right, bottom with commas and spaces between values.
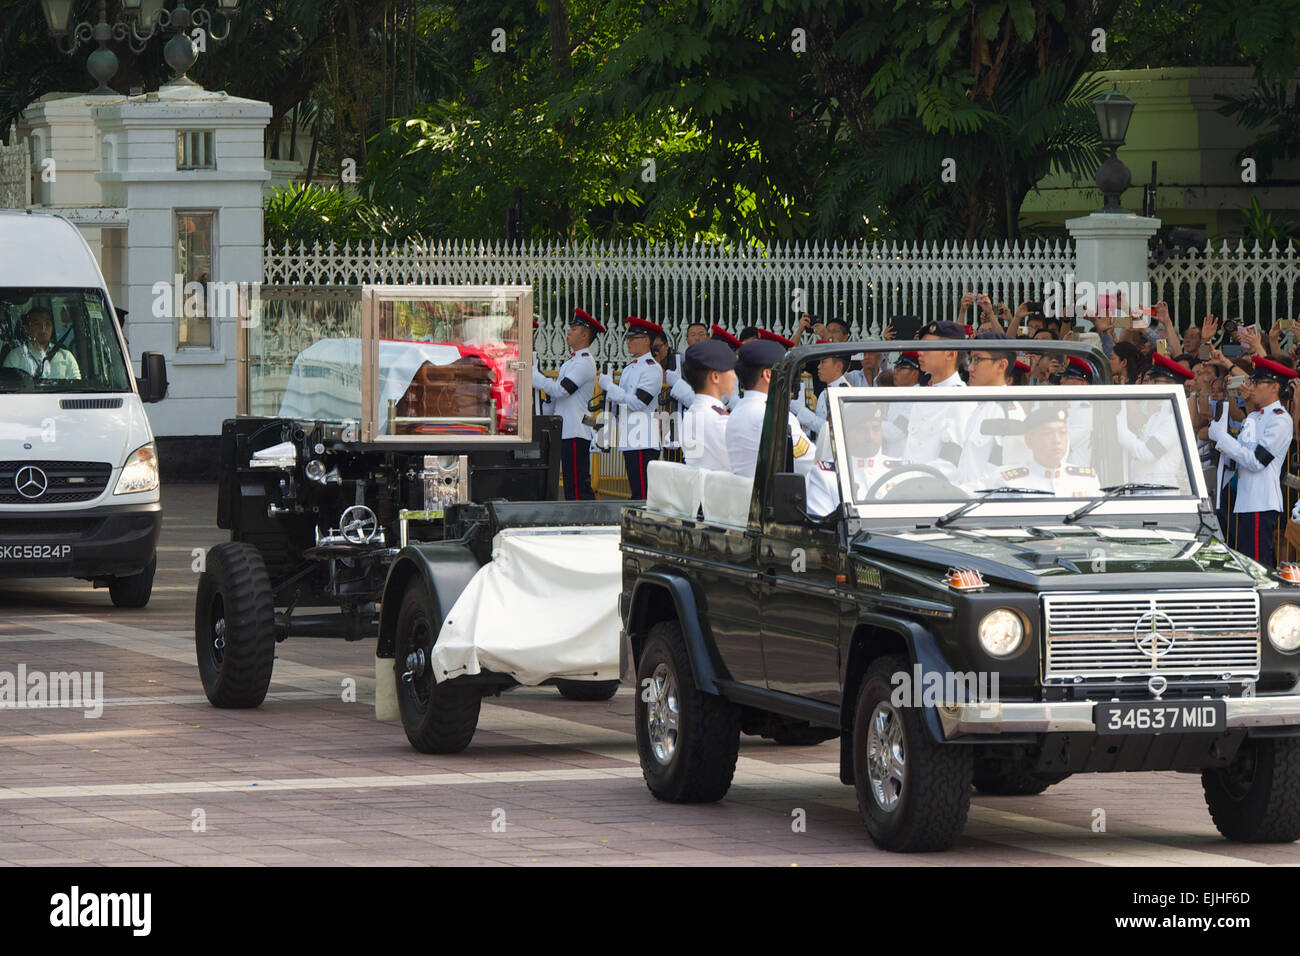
0, 485, 1295, 866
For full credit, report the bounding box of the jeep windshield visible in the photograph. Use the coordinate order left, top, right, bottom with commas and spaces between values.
827, 385, 1204, 522
0, 288, 131, 393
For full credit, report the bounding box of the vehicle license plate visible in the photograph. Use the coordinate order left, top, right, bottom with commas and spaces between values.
0, 543, 72, 561
1094, 700, 1226, 734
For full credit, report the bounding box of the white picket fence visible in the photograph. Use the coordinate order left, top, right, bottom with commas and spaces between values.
264, 237, 1077, 365
1149, 241, 1300, 329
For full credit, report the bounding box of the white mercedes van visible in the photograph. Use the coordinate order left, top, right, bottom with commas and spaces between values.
0, 210, 168, 607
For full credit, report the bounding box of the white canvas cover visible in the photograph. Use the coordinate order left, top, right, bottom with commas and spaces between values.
429, 526, 622, 686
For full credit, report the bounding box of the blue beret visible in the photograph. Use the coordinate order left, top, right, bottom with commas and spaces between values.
737, 339, 787, 367
684, 339, 737, 371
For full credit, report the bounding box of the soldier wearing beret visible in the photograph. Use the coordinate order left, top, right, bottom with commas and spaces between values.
1209, 355, 1296, 565
904, 321, 971, 479
532, 307, 604, 500
598, 315, 665, 499
1116, 353, 1193, 491
991, 404, 1102, 496
680, 339, 737, 471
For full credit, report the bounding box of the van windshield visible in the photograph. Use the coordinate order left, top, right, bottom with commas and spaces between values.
0, 288, 131, 393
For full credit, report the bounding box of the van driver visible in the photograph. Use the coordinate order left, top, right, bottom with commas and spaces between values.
3, 308, 80, 380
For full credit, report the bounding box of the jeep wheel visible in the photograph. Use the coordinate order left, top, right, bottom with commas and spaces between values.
635, 620, 739, 803
394, 585, 481, 754
852, 654, 971, 852
1203, 737, 1300, 842
555, 679, 620, 702
195, 543, 276, 708
973, 759, 1070, 796
109, 556, 156, 608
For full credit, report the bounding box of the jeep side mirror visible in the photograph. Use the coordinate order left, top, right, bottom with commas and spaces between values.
137, 352, 168, 403
769, 472, 807, 525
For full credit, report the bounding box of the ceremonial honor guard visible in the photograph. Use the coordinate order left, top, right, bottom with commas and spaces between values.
1209, 356, 1296, 566
904, 321, 970, 478
993, 405, 1102, 496
680, 339, 737, 471
532, 308, 604, 500
1117, 354, 1192, 488
599, 315, 665, 499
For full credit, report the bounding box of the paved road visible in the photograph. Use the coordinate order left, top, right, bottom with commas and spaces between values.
0, 485, 1296, 866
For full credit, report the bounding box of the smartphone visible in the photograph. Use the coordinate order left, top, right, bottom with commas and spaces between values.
1131, 317, 1150, 330
1156, 339, 1169, 355
1228, 374, 1247, 389
1223, 344, 1246, 358
1112, 315, 1133, 329
1281, 318, 1295, 330
1198, 343, 1213, 360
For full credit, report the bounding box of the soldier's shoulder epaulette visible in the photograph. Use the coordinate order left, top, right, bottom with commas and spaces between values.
792, 436, 811, 459
644, 356, 657, 366
817, 460, 835, 471
1000, 466, 1029, 479
1275, 407, 1288, 414
711, 404, 728, 416
1065, 465, 1096, 476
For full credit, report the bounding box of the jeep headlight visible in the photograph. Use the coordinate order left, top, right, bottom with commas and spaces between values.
113, 442, 159, 495
978, 608, 1023, 657
1268, 604, 1300, 652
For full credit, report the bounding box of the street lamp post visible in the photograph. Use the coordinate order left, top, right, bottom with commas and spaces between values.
39, 0, 241, 94
1092, 83, 1136, 214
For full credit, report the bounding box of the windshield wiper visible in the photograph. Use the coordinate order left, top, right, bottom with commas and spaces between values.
1063, 482, 1179, 524
934, 486, 1052, 527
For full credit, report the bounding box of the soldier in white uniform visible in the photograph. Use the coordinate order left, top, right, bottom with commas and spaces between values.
533, 308, 603, 500
1060, 355, 1095, 468
842, 404, 911, 500
1209, 356, 1296, 566
904, 321, 971, 478
956, 331, 1022, 488
1115, 354, 1192, 489
882, 351, 921, 457
664, 324, 741, 412
680, 339, 737, 471
792, 352, 851, 441
598, 315, 665, 499
726, 339, 838, 515
991, 405, 1102, 496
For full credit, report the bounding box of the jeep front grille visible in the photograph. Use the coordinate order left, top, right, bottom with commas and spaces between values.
1042, 591, 1260, 682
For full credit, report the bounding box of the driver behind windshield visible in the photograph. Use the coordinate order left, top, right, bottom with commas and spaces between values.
3, 307, 80, 380
985, 404, 1102, 496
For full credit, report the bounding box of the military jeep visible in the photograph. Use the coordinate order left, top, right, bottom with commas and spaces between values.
619, 341, 1300, 852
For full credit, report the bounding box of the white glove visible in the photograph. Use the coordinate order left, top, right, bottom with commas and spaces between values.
665, 367, 680, 387
598, 372, 613, 391
1207, 406, 1228, 444
789, 398, 803, 415
532, 357, 543, 376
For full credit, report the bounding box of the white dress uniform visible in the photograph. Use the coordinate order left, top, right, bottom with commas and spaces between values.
602, 354, 663, 450
847, 454, 911, 500
726, 390, 838, 513
1066, 401, 1093, 468
1210, 399, 1292, 516
957, 401, 1026, 490
991, 461, 1102, 497
904, 371, 969, 477
1116, 403, 1183, 488
3, 342, 80, 379
682, 393, 731, 471
1213, 404, 1248, 510
532, 348, 597, 440
790, 374, 848, 440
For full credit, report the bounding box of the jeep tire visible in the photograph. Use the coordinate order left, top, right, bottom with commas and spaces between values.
195, 543, 276, 708
394, 584, 482, 754
555, 679, 621, 702
852, 654, 971, 852
635, 620, 740, 803
1203, 736, 1300, 842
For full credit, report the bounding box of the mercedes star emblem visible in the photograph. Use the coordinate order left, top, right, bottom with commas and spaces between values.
1134, 610, 1177, 661
14, 465, 48, 499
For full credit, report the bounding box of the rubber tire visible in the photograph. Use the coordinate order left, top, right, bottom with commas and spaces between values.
852, 654, 971, 852
1203, 736, 1300, 842
635, 619, 740, 803
195, 543, 276, 708
109, 555, 156, 608
394, 584, 482, 754
973, 761, 1070, 796
555, 679, 621, 702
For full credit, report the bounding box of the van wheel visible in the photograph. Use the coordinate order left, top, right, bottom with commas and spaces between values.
1203, 737, 1300, 842
556, 679, 620, 701
109, 556, 156, 608
635, 620, 740, 803
394, 584, 481, 754
195, 543, 276, 708
852, 654, 971, 852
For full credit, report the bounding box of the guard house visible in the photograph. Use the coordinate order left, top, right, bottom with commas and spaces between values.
6, 83, 272, 475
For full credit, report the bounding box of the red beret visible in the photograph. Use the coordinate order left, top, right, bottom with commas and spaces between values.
1014, 360, 1031, 374
532, 319, 539, 329
625, 315, 664, 338
1252, 355, 1298, 381
710, 324, 742, 349
1064, 355, 1094, 381
757, 328, 795, 348
1149, 352, 1194, 380
572, 307, 605, 334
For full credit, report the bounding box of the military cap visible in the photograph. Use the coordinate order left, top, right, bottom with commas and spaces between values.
684, 339, 738, 372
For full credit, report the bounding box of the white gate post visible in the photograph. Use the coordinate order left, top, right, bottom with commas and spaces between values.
1064, 212, 1161, 315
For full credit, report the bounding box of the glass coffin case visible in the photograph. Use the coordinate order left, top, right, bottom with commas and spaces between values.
241, 285, 533, 444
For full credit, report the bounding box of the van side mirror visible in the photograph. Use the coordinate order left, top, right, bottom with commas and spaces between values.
768, 472, 807, 525
137, 352, 168, 403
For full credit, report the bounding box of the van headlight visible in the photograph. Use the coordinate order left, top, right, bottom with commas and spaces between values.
978, 609, 1024, 657
1268, 604, 1300, 652
113, 442, 159, 494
